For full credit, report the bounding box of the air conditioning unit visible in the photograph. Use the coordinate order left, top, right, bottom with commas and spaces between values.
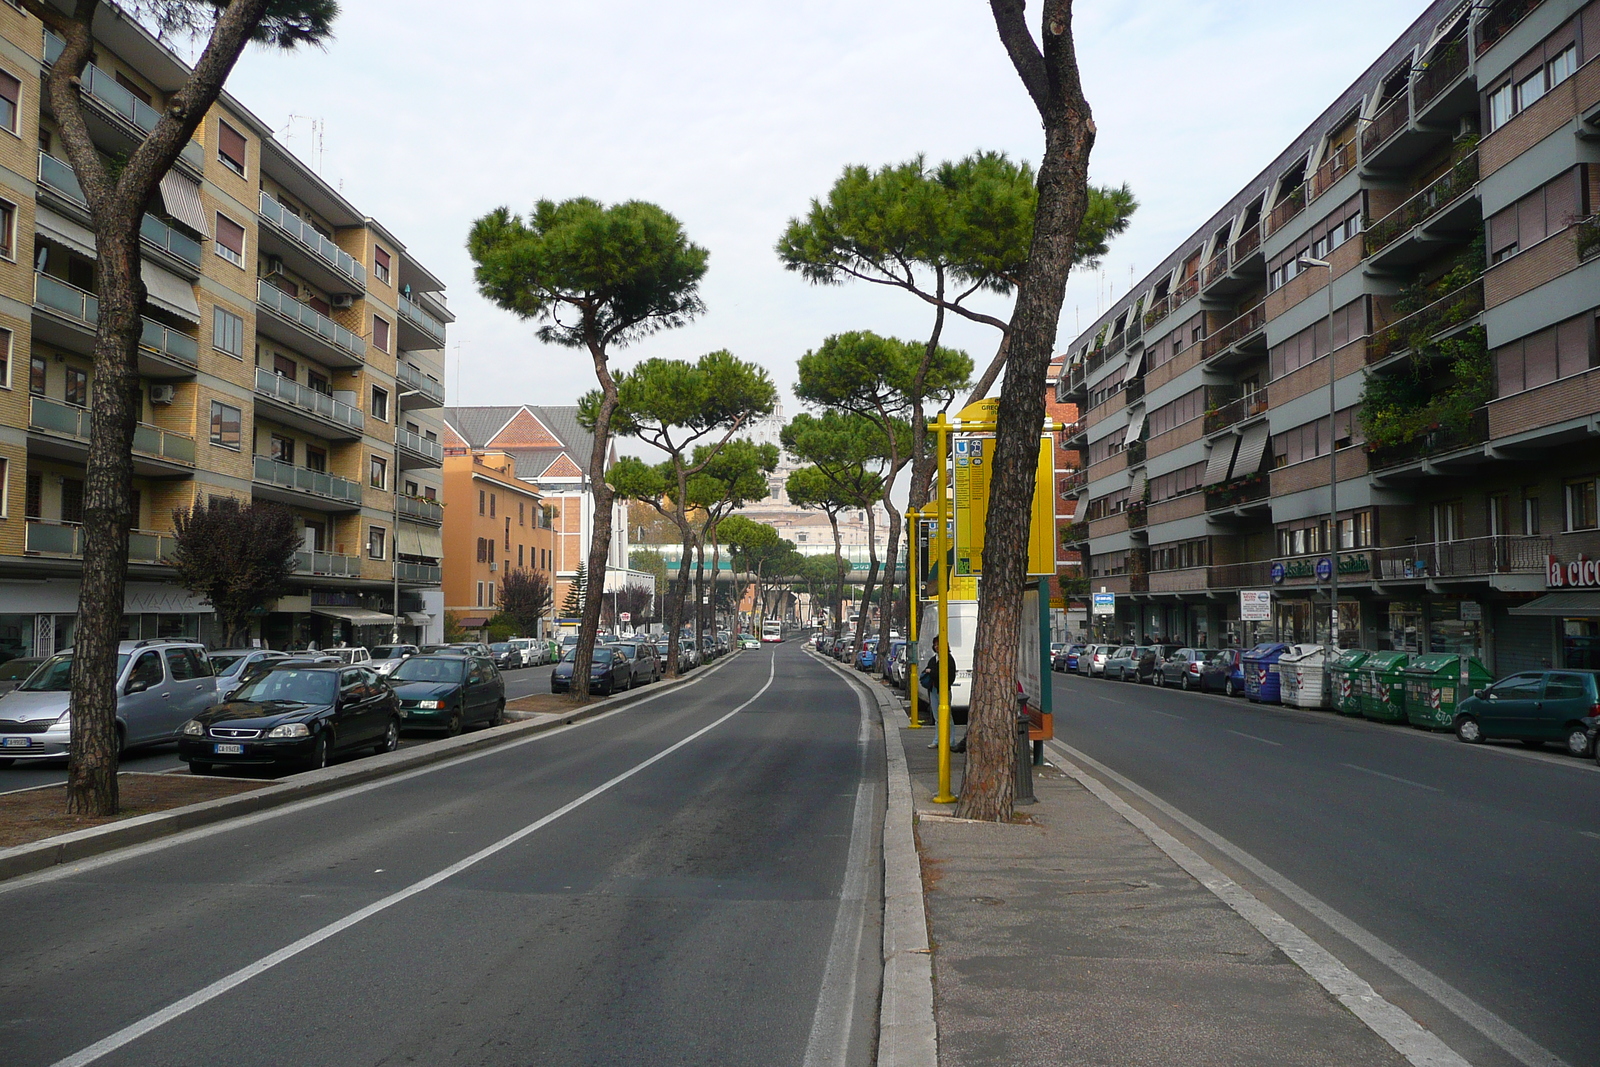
149, 384, 176, 405
331, 293, 355, 309
488, 562, 498, 572
265, 255, 285, 277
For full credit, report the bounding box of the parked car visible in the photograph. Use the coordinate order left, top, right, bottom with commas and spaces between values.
1157, 648, 1217, 690
1134, 644, 1184, 683
1455, 670, 1600, 756
507, 637, 545, 666
0, 657, 44, 696
551, 646, 633, 695
1103, 646, 1144, 681
180, 662, 400, 774
1201, 648, 1246, 696
318, 647, 372, 666
487, 643, 524, 671
883, 639, 907, 681
210, 648, 290, 699
1052, 644, 1082, 673
700, 635, 719, 663
388, 654, 506, 736
0, 641, 217, 765
885, 642, 909, 687
857, 638, 879, 671
610, 642, 661, 687
368, 645, 419, 677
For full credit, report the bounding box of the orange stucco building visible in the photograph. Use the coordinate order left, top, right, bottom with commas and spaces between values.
442, 451, 555, 632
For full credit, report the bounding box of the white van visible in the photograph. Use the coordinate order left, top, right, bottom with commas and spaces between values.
915, 601, 977, 717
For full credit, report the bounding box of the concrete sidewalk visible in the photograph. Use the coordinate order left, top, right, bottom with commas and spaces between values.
899, 712, 1413, 1066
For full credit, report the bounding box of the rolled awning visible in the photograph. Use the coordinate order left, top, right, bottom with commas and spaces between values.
140, 261, 200, 323
159, 171, 210, 237
1126, 349, 1145, 378
1508, 592, 1600, 616
396, 522, 443, 559
310, 606, 400, 626
404, 611, 432, 626
1232, 422, 1271, 479
36, 208, 98, 258
1203, 435, 1240, 485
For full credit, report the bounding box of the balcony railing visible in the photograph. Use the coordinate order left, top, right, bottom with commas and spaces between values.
396, 426, 444, 463
1233, 224, 1262, 262
1366, 279, 1483, 364
1372, 535, 1550, 580
1204, 390, 1269, 434
1126, 439, 1147, 465
1367, 408, 1489, 469
1365, 152, 1479, 257
30, 395, 196, 465
141, 317, 198, 366
1265, 186, 1307, 236
257, 279, 365, 360
254, 367, 364, 433
39, 152, 202, 269
1361, 93, 1411, 156
1202, 248, 1230, 288
1058, 470, 1088, 499
1415, 40, 1469, 106
398, 294, 447, 346
293, 550, 363, 577
1142, 292, 1173, 329
1173, 272, 1200, 304
1064, 520, 1089, 543
1208, 561, 1276, 588
1309, 142, 1356, 200
43, 32, 205, 172
1201, 302, 1266, 360
258, 192, 367, 290
1126, 501, 1148, 528
1105, 331, 1126, 358
35, 272, 98, 326
1124, 377, 1145, 404
1578, 215, 1600, 262
398, 495, 445, 524
253, 454, 363, 504
395, 561, 442, 584
1477, 0, 1543, 55
26, 519, 176, 562
396, 362, 447, 404
1205, 474, 1270, 511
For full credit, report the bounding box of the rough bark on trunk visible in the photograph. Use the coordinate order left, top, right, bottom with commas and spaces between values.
574, 338, 620, 700
693, 538, 706, 651
854, 506, 880, 660
960, 0, 1095, 822
829, 511, 845, 641
963, 331, 1012, 408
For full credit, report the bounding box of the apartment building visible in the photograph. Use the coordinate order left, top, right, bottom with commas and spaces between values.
1045, 356, 1085, 639
441, 451, 555, 634
0, 4, 451, 658
1060, 0, 1600, 672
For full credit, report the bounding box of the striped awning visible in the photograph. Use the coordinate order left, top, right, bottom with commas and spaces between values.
36, 208, 97, 258
1123, 407, 1146, 446
140, 262, 200, 323
1204, 436, 1239, 485
159, 171, 210, 237
1233, 422, 1272, 479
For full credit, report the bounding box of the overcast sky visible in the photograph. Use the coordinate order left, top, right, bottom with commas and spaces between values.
224, 0, 1430, 423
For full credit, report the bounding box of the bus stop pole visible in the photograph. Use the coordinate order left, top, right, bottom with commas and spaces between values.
906, 507, 922, 728
933, 414, 956, 804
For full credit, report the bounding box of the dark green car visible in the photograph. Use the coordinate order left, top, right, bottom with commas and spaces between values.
389, 654, 506, 735
1453, 670, 1600, 757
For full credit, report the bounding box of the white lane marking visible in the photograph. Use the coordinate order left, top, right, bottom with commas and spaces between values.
1579, 831, 1600, 841
801, 668, 875, 1067
1, 651, 750, 897
1096, 696, 1127, 706
1047, 740, 1471, 1067
47, 654, 780, 1067
1052, 739, 1572, 1067
1341, 763, 1440, 792
1145, 709, 1187, 721
1227, 729, 1283, 747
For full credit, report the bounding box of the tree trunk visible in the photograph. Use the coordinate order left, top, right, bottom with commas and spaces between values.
961, 0, 1095, 822
693, 537, 706, 652
829, 511, 845, 641
855, 506, 880, 661
575, 339, 620, 701
963, 331, 1012, 408
663, 513, 694, 677
875, 504, 901, 677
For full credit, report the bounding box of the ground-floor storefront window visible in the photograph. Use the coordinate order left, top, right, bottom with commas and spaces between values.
1564, 618, 1599, 668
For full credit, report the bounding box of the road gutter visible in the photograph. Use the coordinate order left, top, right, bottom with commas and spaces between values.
0, 651, 749, 886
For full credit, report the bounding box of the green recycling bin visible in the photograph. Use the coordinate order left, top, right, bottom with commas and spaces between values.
1331, 650, 1371, 717
1402, 653, 1493, 730
1357, 651, 1412, 723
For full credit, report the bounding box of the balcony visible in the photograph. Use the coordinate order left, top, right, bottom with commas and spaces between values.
1208, 561, 1275, 589
1104, 331, 1126, 358
141, 317, 198, 368
1205, 474, 1270, 512
1058, 470, 1088, 499
1201, 302, 1266, 365
1063, 520, 1089, 544
397, 294, 447, 350
1361, 94, 1411, 157
1173, 272, 1200, 305
258, 192, 367, 294
1364, 152, 1480, 264
28, 395, 196, 475
26, 520, 176, 563
1264, 186, 1306, 238
1367, 408, 1489, 472
1142, 293, 1173, 330
398, 495, 444, 524
43, 32, 205, 176
1366, 279, 1483, 365
1204, 390, 1269, 435
253, 367, 364, 440
396, 561, 442, 584
33, 273, 201, 376
1414, 39, 1470, 113
256, 279, 366, 368
1308, 143, 1356, 202
293, 550, 363, 578
1476, 0, 1543, 55
1124, 377, 1145, 404
1372, 535, 1550, 582
252, 454, 363, 511
396, 362, 446, 407
1126, 501, 1148, 528
396, 426, 444, 468
37, 153, 202, 276
1201, 248, 1231, 289
1125, 439, 1147, 466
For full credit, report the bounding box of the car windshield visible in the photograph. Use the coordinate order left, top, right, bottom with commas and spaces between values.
592, 650, 614, 665
393, 658, 467, 683
490, 643, 514, 653
0, 659, 39, 681
20, 653, 133, 692
371, 647, 410, 660
611, 645, 637, 660
208, 653, 249, 674
232, 669, 337, 705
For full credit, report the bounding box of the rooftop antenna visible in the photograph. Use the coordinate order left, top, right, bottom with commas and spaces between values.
284, 114, 325, 172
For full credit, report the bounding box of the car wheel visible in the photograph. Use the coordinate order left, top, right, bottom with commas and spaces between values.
489, 701, 506, 728
1152, 671, 1163, 687
1454, 715, 1484, 744
446, 710, 463, 737
375, 719, 399, 754
1225, 677, 1240, 698
189, 761, 212, 775
1564, 726, 1591, 758
1181, 673, 1193, 691
303, 735, 329, 772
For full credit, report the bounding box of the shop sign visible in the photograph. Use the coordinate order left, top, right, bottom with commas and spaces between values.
1240, 590, 1272, 621
1274, 555, 1371, 583
1459, 601, 1482, 621
1548, 555, 1600, 588
1315, 557, 1333, 582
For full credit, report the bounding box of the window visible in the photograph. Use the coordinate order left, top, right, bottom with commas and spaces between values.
476, 581, 484, 607
217, 120, 247, 176
405, 480, 418, 496
1492, 674, 1545, 699
214, 213, 245, 267
1547, 44, 1577, 89
370, 455, 387, 490
374, 246, 391, 284
368, 526, 386, 560
0, 198, 13, 259
209, 401, 241, 449
212, 307, 244, 357
1148, 388, 1204, 437
371, 387, 388, 422
1486, 82, 1513, 132
305, 447, 326, 473
1270, 318, 1329, 378
0, 69, 19, 134
1567, 478, 1598, 531
1489, 169, 1583, 263
1514, 69, 1545, 110
1523, 491, 1540, 534
0, 457, 6, 517
273, 353, 297, 379
29, 355, 45, 395
1494, 315, 1591, 396
424, 485, 436, 501
307, 369, 330, 395
1150, 539, 1209, 571
165, 646, 200, 681
518, 545, 524, 568
476, 537, 487, 563
519, 501, 525, 526
64, 367, 87, 407
0, 325, 11, 388
372, 316, 389, 353
1487, 493, 1509, 536
478, 489, 485, 515
505, 515, 511, 549
489, 493, 496, 518
270, 434, 294, 464
487, 582, 495, 607
1149, 462, 1207, 502
1432, 500, 1464, 542
61, 477, 84, 524
25, 471, 40, 518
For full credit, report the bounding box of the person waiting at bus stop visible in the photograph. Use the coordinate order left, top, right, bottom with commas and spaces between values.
921, 649, 965, 752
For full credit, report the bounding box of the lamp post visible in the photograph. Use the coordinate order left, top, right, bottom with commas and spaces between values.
1297, 255, 1338, 647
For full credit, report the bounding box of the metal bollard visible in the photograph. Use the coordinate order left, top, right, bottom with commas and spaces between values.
1014, 695, 1037, 805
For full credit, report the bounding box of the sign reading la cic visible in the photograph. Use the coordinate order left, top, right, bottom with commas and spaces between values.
1547, 555, 1600, 589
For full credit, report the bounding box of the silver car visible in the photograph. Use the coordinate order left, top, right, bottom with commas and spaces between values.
209, 648, 289, 700
0, 640, 218, 763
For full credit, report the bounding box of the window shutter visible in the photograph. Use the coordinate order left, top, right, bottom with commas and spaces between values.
0, 71, 19, 107
376, 247, 391, 271
1522, 328, 1558, 389
373, 316, 389, 352
216, 214, 245, 254
218, 121, 247, 169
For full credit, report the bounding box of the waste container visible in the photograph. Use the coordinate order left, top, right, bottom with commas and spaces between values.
1402, 653, 1493, 730
1330, 650, 1371, 716
1357, 651, 1412, 722
1242, 642, 1290, 704
1279, 644, 1336, 710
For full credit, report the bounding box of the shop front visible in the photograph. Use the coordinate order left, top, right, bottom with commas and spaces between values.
1506, 556, 1600, 670
0, 578, 215, 661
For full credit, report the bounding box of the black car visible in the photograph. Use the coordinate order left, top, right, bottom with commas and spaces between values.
178, 664, 399, 774
551, 647, 633, 695
389, 654, 506, 735
609, 642, 660, 686
487, 642, 523, 671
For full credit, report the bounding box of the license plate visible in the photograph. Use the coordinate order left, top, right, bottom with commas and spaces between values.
213, 743, 244, 755
2, 737, 29, 748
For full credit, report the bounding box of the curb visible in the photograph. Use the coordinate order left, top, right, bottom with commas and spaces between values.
805, 649, 938, 1067
0, 650, 746, 886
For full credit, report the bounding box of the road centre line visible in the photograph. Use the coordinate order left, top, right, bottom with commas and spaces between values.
46, 654, 780, 1067
1049, 738, 1571, 1067
1228, 730, 1283, 747
1341, 763, 1441, 792
1144, 709, 1187, 721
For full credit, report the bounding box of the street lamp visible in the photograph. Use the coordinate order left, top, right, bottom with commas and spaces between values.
1297, 255, 1338, 647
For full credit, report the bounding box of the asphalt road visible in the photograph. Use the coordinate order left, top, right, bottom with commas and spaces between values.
1049, 668, 1600, 1067
0, 641, 883, 1067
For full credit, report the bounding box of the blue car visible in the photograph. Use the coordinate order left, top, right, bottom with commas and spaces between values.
856, 638, 878, 671
1201, 648, 1246, 697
